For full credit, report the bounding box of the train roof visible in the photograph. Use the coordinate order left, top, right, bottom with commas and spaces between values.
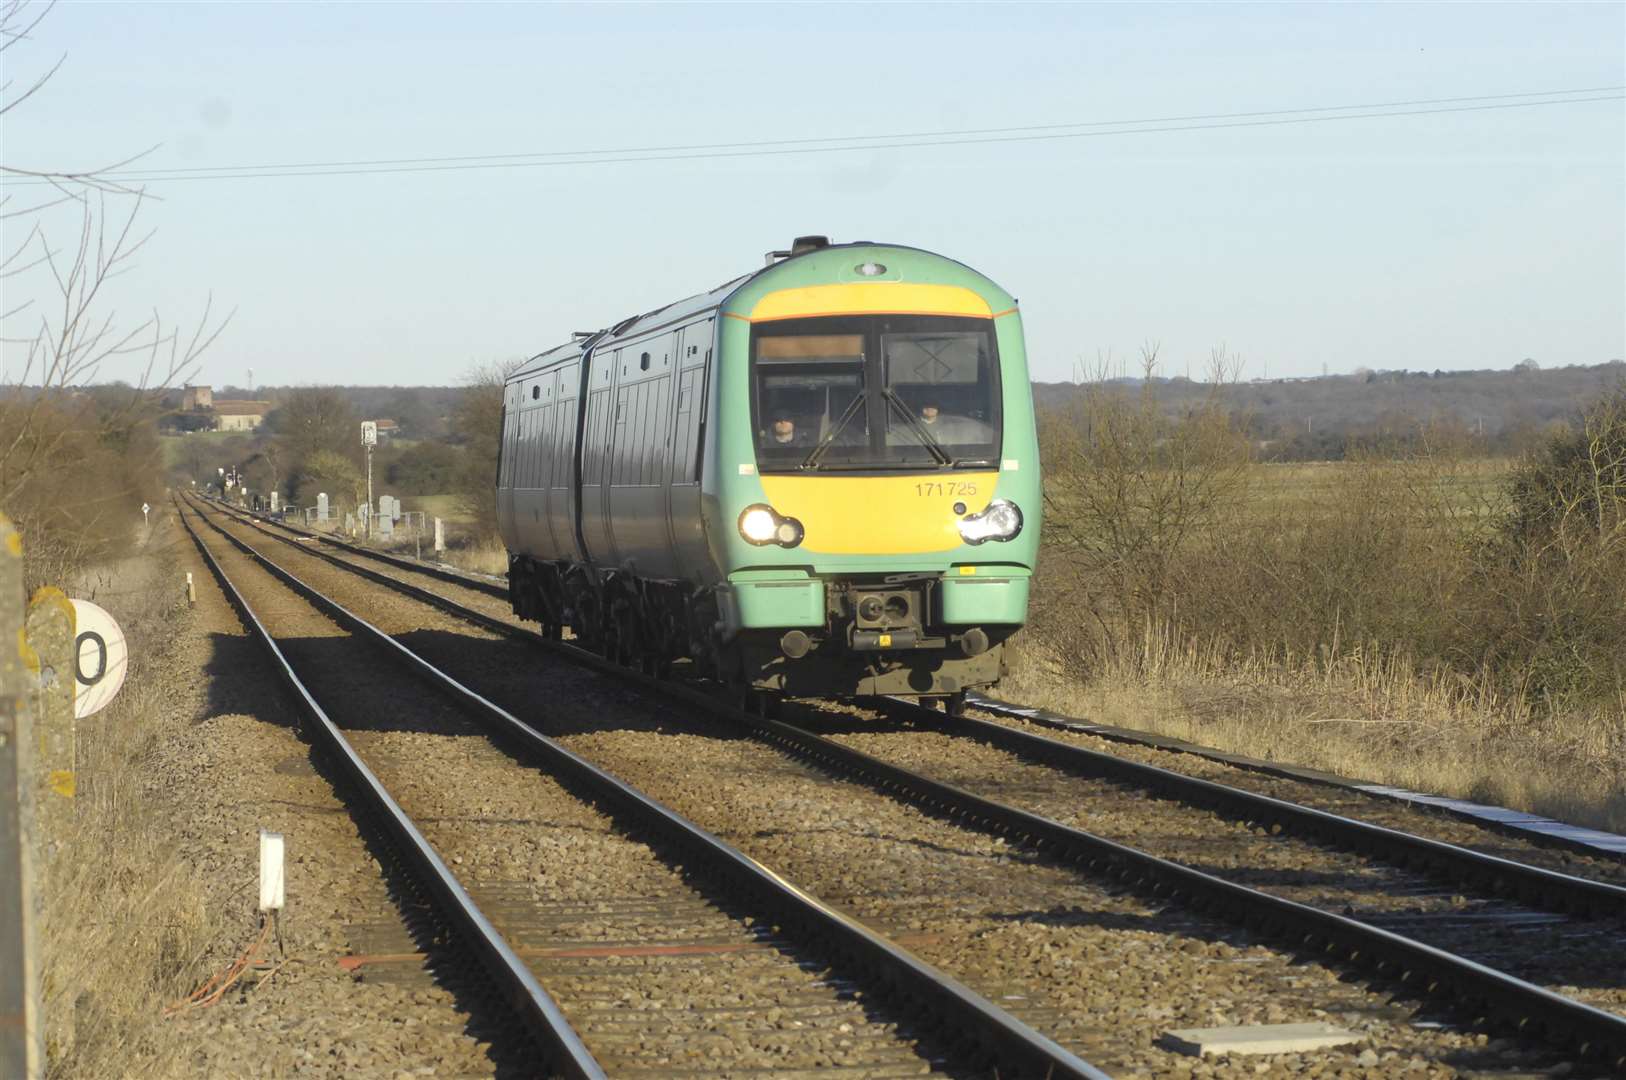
508, 240, 1011, 383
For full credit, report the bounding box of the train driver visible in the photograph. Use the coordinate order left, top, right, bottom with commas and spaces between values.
767, 413, 812, 447
917, 397, 991, 443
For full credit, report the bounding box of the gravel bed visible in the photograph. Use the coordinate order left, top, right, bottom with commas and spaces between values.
232, 503, 1626, 890
814, 719, 1626, 1022
253, 511, 528, 631
965, 707, 1626, 888
184, 505, 1607, 1078
191, 504, 953, 1077
161, 509, 501, 1077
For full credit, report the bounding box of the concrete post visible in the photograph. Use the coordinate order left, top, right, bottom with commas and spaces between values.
1, 516, 44, 1079
433, 517, 445, 559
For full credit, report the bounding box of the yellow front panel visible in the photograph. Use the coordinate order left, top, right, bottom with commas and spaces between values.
749, 283, 993, 323
759, 473, 999, 555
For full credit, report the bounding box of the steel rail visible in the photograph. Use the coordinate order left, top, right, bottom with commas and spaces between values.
219, 497, 1626, 916
184, 496, 1108, 1080
731, 711, 1626, 1071
965, 695, 1626, 864
194, 496, 1626, 1070
175, 500, 607, 1080
876, 698, 1626, 919
246, 505, 507, 599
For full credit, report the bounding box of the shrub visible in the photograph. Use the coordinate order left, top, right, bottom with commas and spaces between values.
385, 441, 463, 495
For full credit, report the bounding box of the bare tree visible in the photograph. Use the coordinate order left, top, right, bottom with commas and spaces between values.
452, 359, 520, 538
0, 0, 232, 584
1040, 343, 1254, 660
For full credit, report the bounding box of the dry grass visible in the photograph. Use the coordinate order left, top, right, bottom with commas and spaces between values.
1028, 384, 1626, 834
441, 535, 508, 576
1002, 628, 1626, 833
305, 506, 508, 577
37, 529, 223, 1077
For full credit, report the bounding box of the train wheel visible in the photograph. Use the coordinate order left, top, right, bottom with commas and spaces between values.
945, 690, 968, 718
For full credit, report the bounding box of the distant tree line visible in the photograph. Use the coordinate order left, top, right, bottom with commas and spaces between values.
1034, 359, 1626, 461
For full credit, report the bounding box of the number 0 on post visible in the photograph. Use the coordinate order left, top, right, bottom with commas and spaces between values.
70, 599, 128, 719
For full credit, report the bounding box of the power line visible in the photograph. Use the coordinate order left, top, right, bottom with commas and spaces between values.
95, 84, 1626, 178
4, 87, 1620, 187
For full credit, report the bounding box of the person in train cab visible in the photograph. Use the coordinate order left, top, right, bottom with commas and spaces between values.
917, 398, 989, 443
770, 415, 810, 446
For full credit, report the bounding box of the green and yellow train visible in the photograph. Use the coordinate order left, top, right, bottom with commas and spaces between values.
497, 236, 1039, 710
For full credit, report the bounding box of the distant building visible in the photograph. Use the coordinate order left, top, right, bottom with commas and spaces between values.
181, 384, 214, 410
374, 418, 400, 440
212, 400, 271, 432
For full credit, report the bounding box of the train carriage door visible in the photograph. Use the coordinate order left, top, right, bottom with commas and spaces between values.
547, 364, 581, 562
579, 348, 620, 566
643, 332, 678, 577
534, 380, 556, 552
667, 317, 713, 581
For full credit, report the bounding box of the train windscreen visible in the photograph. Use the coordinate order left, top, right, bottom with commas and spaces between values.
752, 315, 1001, 471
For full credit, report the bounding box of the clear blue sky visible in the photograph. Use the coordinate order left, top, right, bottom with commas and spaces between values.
3, 2, 1622, 387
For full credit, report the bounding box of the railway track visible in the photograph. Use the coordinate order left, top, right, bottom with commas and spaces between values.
958, 695, 1626, 864
196, 496, 1626, 1074
177, 497, 1105, 1079
866, 700, 1626, 914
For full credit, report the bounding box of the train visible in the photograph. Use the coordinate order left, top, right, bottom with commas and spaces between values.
496, 236, 1039, 712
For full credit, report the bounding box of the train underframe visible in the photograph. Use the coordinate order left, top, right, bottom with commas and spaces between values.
507, 554, 1011, 710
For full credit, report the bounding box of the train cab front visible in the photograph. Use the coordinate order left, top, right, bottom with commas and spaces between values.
709, 259, 1040, 702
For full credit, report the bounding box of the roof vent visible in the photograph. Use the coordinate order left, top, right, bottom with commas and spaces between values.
765, 235, 832, 265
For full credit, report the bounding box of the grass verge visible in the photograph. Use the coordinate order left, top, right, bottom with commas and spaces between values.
38, 523, 223, 1076
1002, 626, 1626, 834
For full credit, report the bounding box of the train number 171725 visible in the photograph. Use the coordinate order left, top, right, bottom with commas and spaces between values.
915, 481, 978, 497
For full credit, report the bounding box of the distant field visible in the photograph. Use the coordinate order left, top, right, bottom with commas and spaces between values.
400, 493, 472, 524
1245, 457, 1511, 521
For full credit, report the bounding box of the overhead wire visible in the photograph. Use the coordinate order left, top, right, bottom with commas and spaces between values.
3, 85, 1621, 186
89, 84, 1626, 178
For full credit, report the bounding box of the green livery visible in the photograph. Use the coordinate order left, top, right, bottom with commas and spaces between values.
498, 237, 1040, 710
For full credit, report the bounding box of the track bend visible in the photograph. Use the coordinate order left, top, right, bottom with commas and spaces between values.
198, 496, 1626, 1076
179, 498, 1099, 1080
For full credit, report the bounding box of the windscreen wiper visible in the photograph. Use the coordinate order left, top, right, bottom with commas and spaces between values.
882, 388, 952, 466
800, 393, 868, 470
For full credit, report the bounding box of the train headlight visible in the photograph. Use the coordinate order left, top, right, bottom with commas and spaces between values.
739, 504, 804, 548
958, 499, 1023, 545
